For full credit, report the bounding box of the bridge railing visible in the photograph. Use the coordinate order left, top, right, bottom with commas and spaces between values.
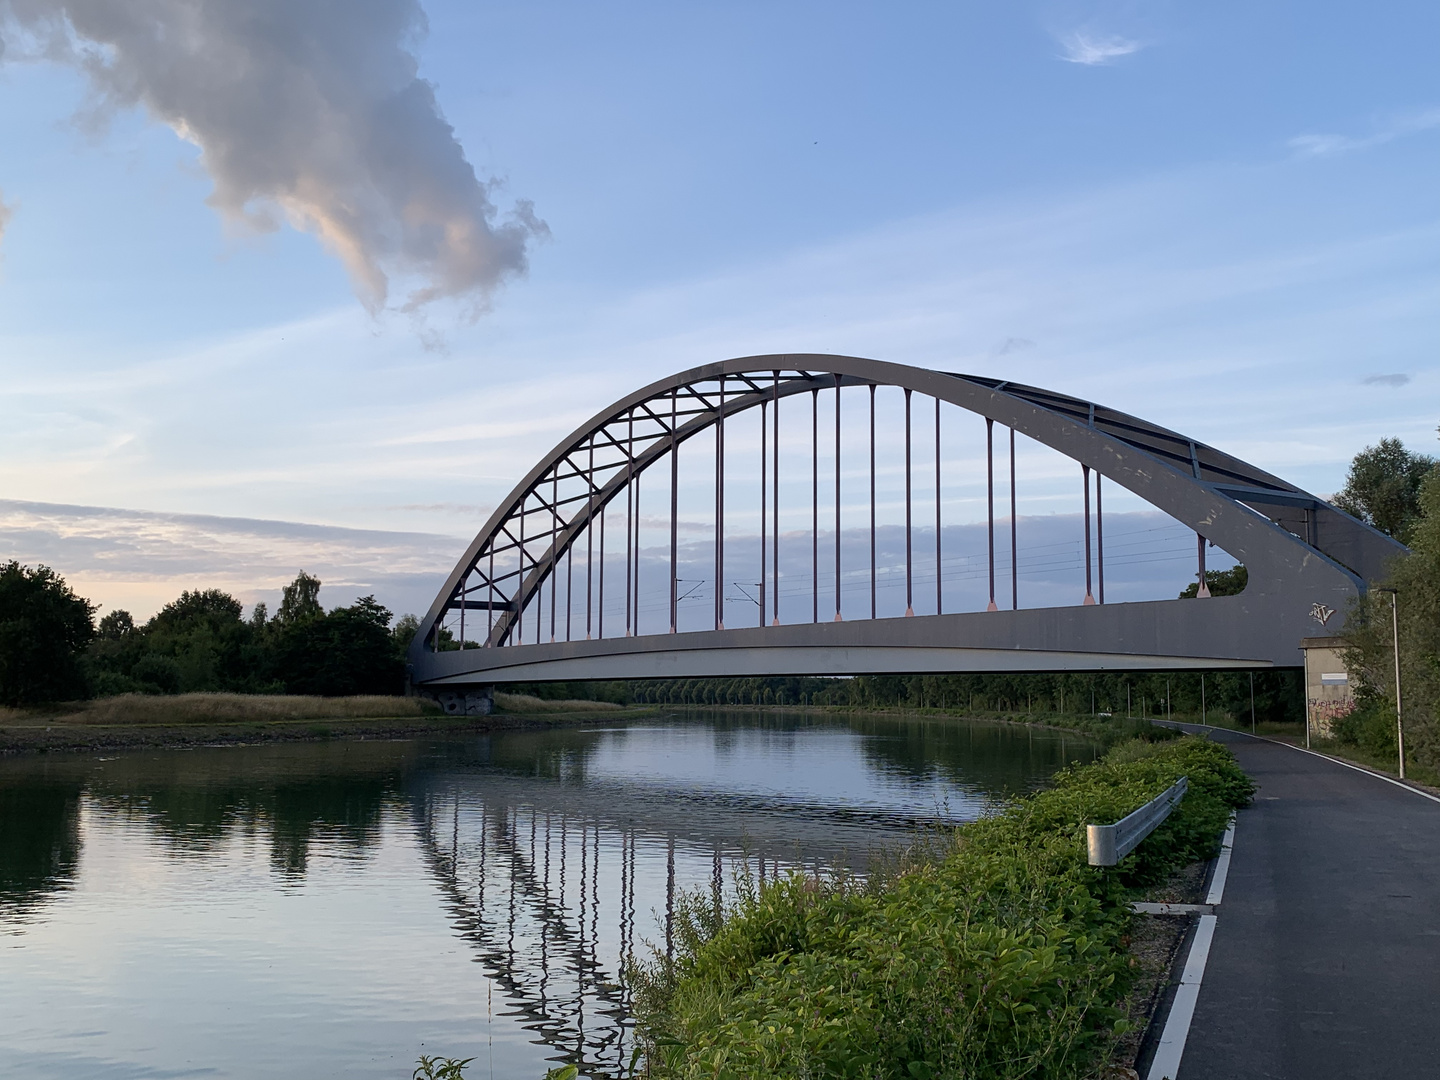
1087, 776, 1188, 866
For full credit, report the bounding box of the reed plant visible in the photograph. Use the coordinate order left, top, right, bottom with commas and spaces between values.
412, 1056, 577, 1080
492, 691, 623, 714
34, 691, 441, 725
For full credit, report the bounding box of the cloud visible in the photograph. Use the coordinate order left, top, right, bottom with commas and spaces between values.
395, 502, 495, 516
0, 0, 545, 315
1362, 373, 1410, 387
1056, 29, 1143, 65
0, 188, 11, 248
1289, 107, 1440, 158
0, 498, 465, 619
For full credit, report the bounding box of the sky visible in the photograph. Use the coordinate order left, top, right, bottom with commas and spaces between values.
0, 0, 1437, 621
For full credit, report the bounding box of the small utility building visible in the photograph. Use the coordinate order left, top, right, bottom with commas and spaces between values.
1301, 636, 1354, 739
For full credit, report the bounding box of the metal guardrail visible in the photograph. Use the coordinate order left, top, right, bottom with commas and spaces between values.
1087, 776, 1188, 866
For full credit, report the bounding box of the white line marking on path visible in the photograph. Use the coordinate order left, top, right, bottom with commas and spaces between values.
1204, 816, 1236, 906
1136, 718, 1440, 1078
1272, 742, 1440, 806
1146, 914, 1219, 1080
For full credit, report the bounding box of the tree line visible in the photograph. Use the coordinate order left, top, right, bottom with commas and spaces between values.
520, 669, 1302, 723
0, 567, 412, 706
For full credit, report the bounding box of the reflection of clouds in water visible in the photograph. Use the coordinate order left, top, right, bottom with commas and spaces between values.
579, 724, 976, 821
529, 714, 1099, 827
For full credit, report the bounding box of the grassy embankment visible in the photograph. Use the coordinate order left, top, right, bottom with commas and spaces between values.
866, 703, 1302, 746
631, 736, 1253, 1080
1138, 704, 1439, 789
740, 700, 1268, 748
1303, 734, 1440, 789
0, 691, 634, 754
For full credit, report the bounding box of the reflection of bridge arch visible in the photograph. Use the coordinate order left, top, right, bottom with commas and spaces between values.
410, 355, 1402, 691
413, 793, 641, 1077
408, 763, 923, 1078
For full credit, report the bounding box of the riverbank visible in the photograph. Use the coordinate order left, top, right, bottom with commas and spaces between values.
0, 691, 655, 755
630, 735, 1253, 1079
0, 695, 1170, 758
684, 701, 1186, 750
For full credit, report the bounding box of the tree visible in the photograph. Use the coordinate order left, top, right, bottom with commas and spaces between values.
141, 588, 254, 693
277, 570, 323, 625
1342, 467, 1440, 769
98, 610, 136, 639
0, 562, 96, 705
147, 589, 244, 634
391, 613, 420, 663
1179, 564, 1248, 599
270, 595, 404, 696
1333, 437, 1437, 544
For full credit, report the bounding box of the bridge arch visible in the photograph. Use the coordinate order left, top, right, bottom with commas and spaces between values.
409, 354, 1401, 692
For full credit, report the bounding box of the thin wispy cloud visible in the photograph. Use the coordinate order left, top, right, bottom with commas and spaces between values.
0, 188, 12, 249
1290, 107, 1440, 158
0, 499, 465, 619
396, 502, 495, 517
1056, 29, 1144, 65
0, 0, 546, 317
1363, 373, 1410, 387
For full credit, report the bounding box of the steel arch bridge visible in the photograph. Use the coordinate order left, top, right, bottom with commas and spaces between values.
408, 355, 1401, 702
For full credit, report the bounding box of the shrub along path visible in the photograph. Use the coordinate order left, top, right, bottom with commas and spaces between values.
632, 737, 1252, 1080
1176, 728, 1440, 1079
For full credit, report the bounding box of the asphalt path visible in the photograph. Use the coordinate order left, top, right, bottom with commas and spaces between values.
1177, 729, 1440, 1079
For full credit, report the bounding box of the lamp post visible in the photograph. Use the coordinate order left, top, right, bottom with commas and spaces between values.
1378, 587, 1404, 780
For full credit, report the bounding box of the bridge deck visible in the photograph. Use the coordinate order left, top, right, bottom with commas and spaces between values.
1177, 730, 1440, 1079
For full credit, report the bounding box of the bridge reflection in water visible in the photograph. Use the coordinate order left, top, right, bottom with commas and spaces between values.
412, 773, 912, 1078
409, 714, 1103, 1077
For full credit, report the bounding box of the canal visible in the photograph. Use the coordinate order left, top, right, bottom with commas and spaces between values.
0, 711, 1099, 1080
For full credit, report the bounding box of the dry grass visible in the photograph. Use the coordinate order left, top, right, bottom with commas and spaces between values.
25, 692, 441, 726
0, 690, 625, 730
493, 692, 623, 714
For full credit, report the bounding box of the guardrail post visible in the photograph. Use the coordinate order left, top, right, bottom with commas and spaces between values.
1088, 824, 1117, 867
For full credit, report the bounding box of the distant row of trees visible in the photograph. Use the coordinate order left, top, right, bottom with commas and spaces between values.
524, 669, 1303, 723
0, 567, 411, 706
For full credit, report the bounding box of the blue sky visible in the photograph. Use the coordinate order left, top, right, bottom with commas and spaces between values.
0, 0, 1436, 618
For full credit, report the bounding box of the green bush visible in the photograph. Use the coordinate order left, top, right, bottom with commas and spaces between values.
0, 561, 95, 705
1328, 699, 1399, 757
632, 737, 1252, 1080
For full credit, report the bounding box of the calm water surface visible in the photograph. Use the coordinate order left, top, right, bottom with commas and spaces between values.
0, 711, 1098, 1080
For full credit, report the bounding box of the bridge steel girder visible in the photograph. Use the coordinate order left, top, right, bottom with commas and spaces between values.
410, 354, 1404, 687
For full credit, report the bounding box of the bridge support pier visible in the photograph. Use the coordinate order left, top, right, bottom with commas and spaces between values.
436, 684, 495, 716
